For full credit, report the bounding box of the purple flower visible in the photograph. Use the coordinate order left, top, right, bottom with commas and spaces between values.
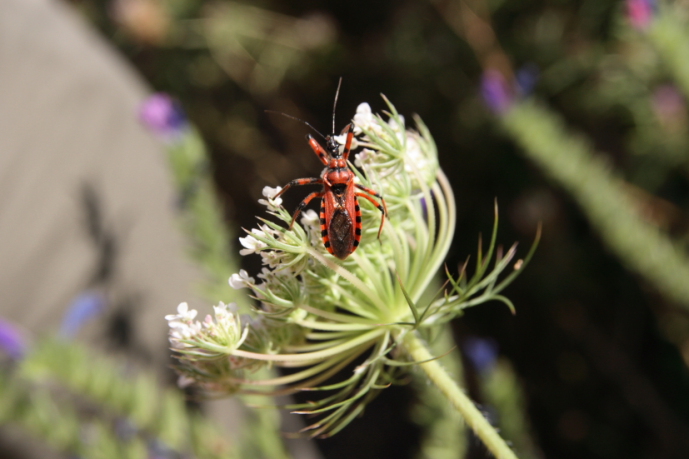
627, 0, 655, 30
59, 290, 107, 338
515, 63, 539, 96
481, 70, 514, 114
463, 336, 498, 374
0, 318, 27, 360
139, 93, 188, 141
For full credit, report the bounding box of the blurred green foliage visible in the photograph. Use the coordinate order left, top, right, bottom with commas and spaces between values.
0, 339, 235, 459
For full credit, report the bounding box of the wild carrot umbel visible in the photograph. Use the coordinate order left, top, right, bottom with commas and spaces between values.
167, 97, 538, 445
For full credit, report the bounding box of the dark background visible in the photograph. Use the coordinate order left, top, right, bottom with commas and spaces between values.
72, 0, 689, 457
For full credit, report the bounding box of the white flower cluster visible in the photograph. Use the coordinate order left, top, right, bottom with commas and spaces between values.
165, 301, 248, 357
166, 302, 200, 349
352, 102, 384, 136
352, 101, 438, 192
239, 186, 320, 278
227, 184, 332, 318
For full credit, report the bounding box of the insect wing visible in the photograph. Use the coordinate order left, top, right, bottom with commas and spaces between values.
321, 190, 360, 259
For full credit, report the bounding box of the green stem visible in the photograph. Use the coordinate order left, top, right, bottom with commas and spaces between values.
403, 332, 519, 459
503, 100, 689, 309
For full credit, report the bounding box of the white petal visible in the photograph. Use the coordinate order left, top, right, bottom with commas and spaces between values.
229, 273, 245, 289
258, 195, 283, 210
239, 234, 257, 249
262, 186, 282, 199
300, 209, 319, 227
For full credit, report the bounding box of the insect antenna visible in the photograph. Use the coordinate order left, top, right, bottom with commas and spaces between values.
332, 77, 343, 134
265, 110, 327, 141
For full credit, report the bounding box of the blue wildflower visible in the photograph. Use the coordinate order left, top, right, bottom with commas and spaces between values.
0, 318, 27, 360
463, 336, 499, 375
481, 70, 514, 114
59, 290, 107, 338
515, 63, 539, 96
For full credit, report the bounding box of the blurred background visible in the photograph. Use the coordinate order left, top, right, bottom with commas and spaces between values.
4, 0, 689, 458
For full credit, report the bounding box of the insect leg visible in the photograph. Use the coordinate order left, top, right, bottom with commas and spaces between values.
289, 191, 324, 229
355, 185, 388, 216
340, 124, 354, 161
355, 188, 388, 239
274, 177, 322, 199
307, 135, 331, 165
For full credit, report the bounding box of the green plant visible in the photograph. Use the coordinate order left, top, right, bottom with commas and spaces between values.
167, 99, 538, 458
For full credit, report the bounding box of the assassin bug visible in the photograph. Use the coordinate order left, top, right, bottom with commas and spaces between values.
270, 81, 388, 260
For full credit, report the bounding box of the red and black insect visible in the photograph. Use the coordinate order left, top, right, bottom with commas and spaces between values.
271, 83, 387, 260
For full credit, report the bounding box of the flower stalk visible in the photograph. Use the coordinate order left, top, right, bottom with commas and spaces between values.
404, 332, 518, 459
167, 96, 537, 454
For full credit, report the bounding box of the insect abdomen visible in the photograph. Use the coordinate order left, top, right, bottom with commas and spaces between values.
320, 201, 361, 260
329, 208, 353, 259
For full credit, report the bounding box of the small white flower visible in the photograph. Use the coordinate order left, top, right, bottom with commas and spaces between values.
256, 267, 270, 280
257, 223, 278, 237
300, 209, 319, 228
354, 148, 376, 168
206, 302, 248, 349
260, 250, 281, 268
299, 209, 322, 247
178, 301, 196, 319
239, 233, 267, 256
165, 302, 198, 322
258, 186, 283, 210
353, 102, 380, 135
213, 301, 237, 320
229, 269, 255, 289
333, 133, 358, 152
168, 318, 202, 348
262, 186, 282, 199
172, 319, 201, 337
